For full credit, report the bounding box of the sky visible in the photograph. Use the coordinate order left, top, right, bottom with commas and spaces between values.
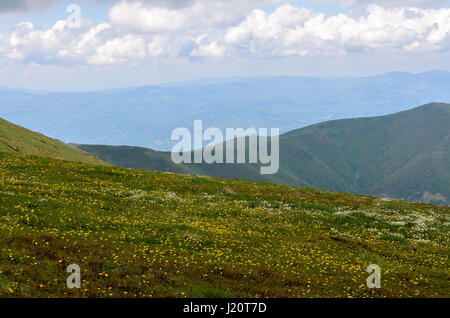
0, 0, 449, 91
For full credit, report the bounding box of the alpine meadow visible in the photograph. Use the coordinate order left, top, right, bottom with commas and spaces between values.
0, 117, 448, 297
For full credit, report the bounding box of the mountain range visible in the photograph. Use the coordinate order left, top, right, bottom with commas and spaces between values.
76, 103, 450, 205
1, 70, 450, 150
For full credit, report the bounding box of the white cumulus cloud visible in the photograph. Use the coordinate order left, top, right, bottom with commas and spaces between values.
109, 2, 187, 33
88, 34, 147, 65
57, 23, 111, 60
0, 2, 449, 66
108, 0, 286, 33
191, 41, 226, 58
224, 4, 450, 57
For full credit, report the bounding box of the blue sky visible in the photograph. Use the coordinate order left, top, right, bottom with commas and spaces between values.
0, 0, 450, 91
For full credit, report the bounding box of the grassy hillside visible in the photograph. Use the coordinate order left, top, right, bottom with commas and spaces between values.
78, 103, 450, 205
73, 145, 187, 173
279, 102, 450, 204
0, 152, 448, 297
75, 144, 274, 183
0, 117, 108, 166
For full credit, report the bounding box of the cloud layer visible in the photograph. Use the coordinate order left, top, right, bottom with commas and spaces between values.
225, 4, 450, 57
0, 1, 449, 66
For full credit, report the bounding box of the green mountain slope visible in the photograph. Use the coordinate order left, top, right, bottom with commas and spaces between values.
0, 152, 448, 297
278, 102, 450, 204
0, 117, 108, 166
78, 103, 450, 205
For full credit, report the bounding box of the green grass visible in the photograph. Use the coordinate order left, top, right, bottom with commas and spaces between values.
0, 117, 108, 166
0, 152, 448, 298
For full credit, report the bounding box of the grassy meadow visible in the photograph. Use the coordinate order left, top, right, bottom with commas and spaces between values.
0, 117, 108, 166
0, 152, 448, 298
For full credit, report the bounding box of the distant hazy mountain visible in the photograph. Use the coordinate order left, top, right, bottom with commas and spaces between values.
77, 103, 450, 205
1, 71, 450, 150
0, 117, 107, 166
